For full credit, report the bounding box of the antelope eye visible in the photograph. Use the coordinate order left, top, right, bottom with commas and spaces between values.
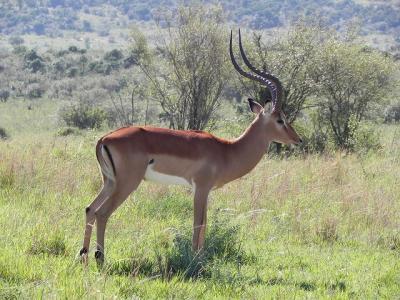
277, 119, 284, 124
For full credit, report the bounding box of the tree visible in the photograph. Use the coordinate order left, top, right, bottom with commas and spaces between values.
24, 50, 45, 73
107, 78, 150, 127
314, 40, 394, 149
235, 23, 321, 123
131, 5, 230, 130
235, 23, 396, 151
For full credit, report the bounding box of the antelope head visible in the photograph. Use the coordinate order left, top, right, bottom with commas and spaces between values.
230, 30, 302, 145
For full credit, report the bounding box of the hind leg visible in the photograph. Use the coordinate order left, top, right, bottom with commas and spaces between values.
94, 163, 147, 267
79, 177, 114, 265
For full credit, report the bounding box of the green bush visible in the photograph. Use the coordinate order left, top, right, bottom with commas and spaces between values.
8, 35, 24, 46
56, 127, 80, 136
60, 103, 107, 129
290, 114, 380, 155
290, 117, 331, 154
107, 215, 253, 279
352, 122, 382, 154
297, 130, 329, 154
26, 83, 45, 99
0, 90, 10, 102
384, 104, 400, 123
0, 127, 9, 140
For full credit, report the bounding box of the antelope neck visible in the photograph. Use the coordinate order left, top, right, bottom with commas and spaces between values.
223, 113, 271, 183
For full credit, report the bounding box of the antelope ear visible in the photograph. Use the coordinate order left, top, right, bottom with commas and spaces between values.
248, 98, 263, 114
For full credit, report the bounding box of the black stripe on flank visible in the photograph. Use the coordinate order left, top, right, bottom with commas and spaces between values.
103, 144, 116, 176
149, 159, 154, 164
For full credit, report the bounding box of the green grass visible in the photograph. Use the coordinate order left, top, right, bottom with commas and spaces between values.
0, 100, 399, 298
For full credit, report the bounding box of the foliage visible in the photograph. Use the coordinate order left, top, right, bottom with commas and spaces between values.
23, 50, 45, 73
132, 5, 230, 130
108, 81, 150, 127
0, 4, 397, 154
314, 40, 394, 149
235, 24, 396, 152
384, 103, 400, 123
59, 103, 107, 129
0, 127, 9, 140
26, 83, 45, 99
237, 22, 321, 122
108, 216, 251, 279
8, 35, 24, 46
294, 112, 331, 154
104, 49, 123, 62
352, 122, 382, 154
56, 126, 80, 136
0, 0, 399, 36
0, 90, 10, 102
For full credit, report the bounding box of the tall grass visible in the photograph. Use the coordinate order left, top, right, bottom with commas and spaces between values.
0, 100, 399, 298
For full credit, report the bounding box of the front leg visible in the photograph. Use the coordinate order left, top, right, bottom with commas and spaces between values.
192, 187, 210, 252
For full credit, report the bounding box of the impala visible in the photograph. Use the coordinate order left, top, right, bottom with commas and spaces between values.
79, 30, 302, 265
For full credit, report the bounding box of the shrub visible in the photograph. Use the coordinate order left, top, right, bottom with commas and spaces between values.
88, 61, 112, 75
8, 36, 24, 46
66, 67, 79, 78
56, 127, 79, 136
297, 129, 330, 154
352, 122, 382, 154
107, 215, 253, 279
68, 45, 79, 53
0, 90, 10, 102
384, 104, 400, 123
294, 115, 380, 154
60, 103, 107, 129
26, 83, 45, 99
104, 49, 123, 61
12, 45, 27, 55
289, 116, 331, 154
0, 127, 9, 140
23, 50, 45, 73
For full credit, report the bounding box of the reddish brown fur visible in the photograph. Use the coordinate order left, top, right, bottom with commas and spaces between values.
101, 126, 233, 160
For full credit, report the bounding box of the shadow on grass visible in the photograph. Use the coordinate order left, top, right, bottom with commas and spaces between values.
27, 235, 66, 256
106, 217, 255, 280
297, 281, 316, 291
0, 286, 21, 300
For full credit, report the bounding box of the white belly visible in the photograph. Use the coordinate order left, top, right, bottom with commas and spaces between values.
144, 165, 191, 187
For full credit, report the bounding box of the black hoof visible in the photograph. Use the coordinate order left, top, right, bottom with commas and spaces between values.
94, 250, 104, 268
79, 247, 88, 264
79, 247, 88, 256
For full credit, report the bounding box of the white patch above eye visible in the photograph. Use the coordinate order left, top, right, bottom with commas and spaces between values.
144, 165, 191, 187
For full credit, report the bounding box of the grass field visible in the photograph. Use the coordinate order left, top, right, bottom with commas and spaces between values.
0, 100, 399, 299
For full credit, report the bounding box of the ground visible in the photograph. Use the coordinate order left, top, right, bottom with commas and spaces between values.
0, 99, 399, 298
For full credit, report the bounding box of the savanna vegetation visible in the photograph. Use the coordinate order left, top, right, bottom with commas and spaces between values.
0, 1, 399, 299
